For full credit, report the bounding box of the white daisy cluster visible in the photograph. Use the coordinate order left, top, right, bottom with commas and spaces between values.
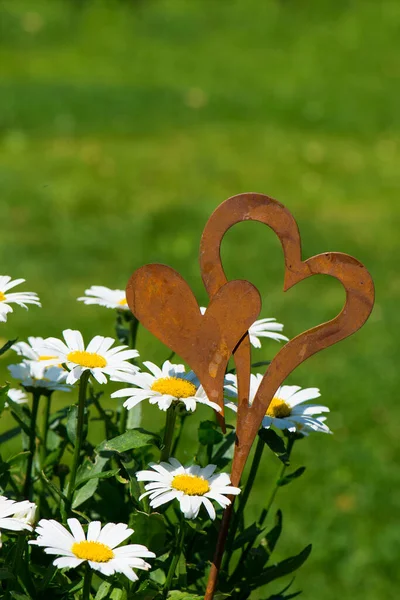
225, 373, 331, 435
0, 495, 36, 548
200, 307, 289, 348
30, 518, 155, 582
112, 360, 221, 413
137, 458, 240, 520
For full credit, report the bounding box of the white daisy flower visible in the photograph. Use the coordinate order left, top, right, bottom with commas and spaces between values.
0, 495, 36, 547
12, 336, 61, 376
39, 329, 139, 385
29, 518, 155, 582
200, 308, 288, 348
111, 360, 221, 413
224, 374, 331, 434
5, 387, 28, 407
0, 276, 41, 323
136, 458, 241, 520
8, 362, 71, 393
78, 286, 130, 311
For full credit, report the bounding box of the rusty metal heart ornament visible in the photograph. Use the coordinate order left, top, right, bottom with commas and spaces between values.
200, 192, 375, 600
126, 263, 261, 427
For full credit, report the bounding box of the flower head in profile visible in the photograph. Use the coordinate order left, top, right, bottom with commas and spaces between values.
0, 495, 36, 548
29, 518, 155, 582
78, 286, 130, 311
8, 362, 71, 393
12, 336, 60, 377
200, 308, 288, 348
5, 388, 28, 407
40, 329, 138, 385
0, 276, 41, 323
225, 374, 331, 435
136, 458, 240, 520
111, 360, 220, 413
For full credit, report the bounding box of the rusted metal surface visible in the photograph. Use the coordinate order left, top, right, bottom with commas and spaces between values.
126, 264, 261, 430
126, 192, 375, 600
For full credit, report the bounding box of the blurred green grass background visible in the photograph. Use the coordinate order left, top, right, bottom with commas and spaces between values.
0, 0, 399, 598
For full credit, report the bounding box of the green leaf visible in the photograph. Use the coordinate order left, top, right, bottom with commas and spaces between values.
7, 398, 31, 438
211, 430, 236, 463
96, 428, 160, 453
277, 467, 306, 487
232, 522, 261, 550
72, 478, 98, 508
75, 454, 109, 487
264, 578, 301, 599
0, 338, 17, 356
149, 568, 166, 585
95, 581, 112, 600
120, 455, 142, 503
251, 360, 271, 368
130, 511, 167, 556
177, 549, 187, 589
110, 588, 127, 600
127, 402, 142, 429
198, 421, 223, 446
258, 429, 290, 465
75, 468, 120, 487
7, 451, 30, 466
265, 510, 283, 557
0, 426, 20, 445
134, 580, 161, 600
251, 544, 312, 587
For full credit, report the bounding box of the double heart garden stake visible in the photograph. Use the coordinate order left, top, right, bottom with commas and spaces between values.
125, 193, 375, 600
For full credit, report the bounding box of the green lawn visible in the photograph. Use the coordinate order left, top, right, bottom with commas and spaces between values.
1, 1, 399, 598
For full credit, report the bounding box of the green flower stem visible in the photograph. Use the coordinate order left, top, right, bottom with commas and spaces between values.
82, 563, 92, 600
160, 405, 177, 463
23, 390, 41, 500
222, 434, 264, 571
129, 314, 139, 351
119, 314, 139, 434
171, 412, 188, 456
228, 436, 297, 584
258, 435, 296, 527
67, 370, 90, 505
164, 517, 186, 598
40, 393, 52, 468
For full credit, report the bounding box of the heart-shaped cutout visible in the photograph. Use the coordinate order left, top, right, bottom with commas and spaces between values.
125, 264, 261, 424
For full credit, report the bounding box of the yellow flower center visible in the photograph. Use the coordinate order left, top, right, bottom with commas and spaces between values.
39, 355, 57, 361
118, 297, 128, 306
151, 377, 196, 399
67, 350, 107, 369
71, 540, 114, 562
266, 397, 292, 419
0, 291, 6, 302
171, 474, 210, 496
